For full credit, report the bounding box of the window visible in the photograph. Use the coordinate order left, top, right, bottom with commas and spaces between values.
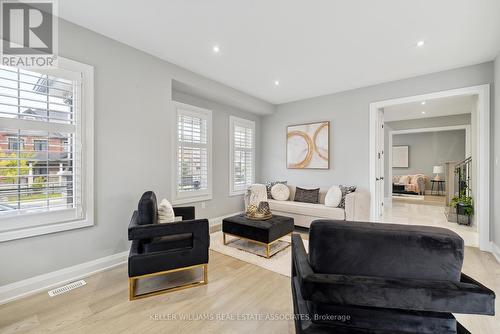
0, 58, 94, 242
33, 139, 48, 151
8, 137, 24, 150
172, 102, 212, 204
229, 116, 255, 195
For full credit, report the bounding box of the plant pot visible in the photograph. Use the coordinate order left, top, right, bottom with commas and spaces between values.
456, 203, 472, 226
457, 214, 471, 226
456, 203, 472, 215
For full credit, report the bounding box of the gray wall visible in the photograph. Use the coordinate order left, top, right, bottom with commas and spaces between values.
260, 62, 495, 244
384, 115, 471, 196
392, 130, 466, 178
1, 18, 499, 288
0, 20, 271, 286
171, 90, 261, 218
261, 62, 493, 190
494, 54, 500, 248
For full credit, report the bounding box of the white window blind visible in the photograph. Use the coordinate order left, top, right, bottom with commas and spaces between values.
0, 59, 94, 242
173, 103, 212, 203
229, 116, 255, 195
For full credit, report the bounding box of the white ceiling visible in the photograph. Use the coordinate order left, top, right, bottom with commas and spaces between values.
384, 95, 474, 122
59, 0, 500, 105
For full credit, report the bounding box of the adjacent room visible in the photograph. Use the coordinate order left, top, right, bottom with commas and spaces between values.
0, 1, 500, 334
382, 96, 478, 246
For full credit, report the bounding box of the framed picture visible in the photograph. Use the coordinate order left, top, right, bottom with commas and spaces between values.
287, 121, 329, 169
393, 145, 409, 168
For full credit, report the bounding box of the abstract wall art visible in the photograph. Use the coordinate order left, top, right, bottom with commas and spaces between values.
286, 121, 330, 169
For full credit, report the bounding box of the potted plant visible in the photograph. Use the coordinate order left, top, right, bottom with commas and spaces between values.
450, 193, 473, 226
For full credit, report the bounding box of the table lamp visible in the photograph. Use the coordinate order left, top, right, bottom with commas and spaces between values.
433, 165, 444, 181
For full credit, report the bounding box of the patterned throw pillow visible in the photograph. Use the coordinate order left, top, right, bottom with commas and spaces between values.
338, 185, 357, 208
265, 181, 287, 199
294, 187, 320, 204
271, 183, 290, 201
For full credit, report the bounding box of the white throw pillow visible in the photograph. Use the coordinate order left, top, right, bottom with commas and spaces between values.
324, 185, 342, 207
271, 183, 290, 201
158, 198, 175, 223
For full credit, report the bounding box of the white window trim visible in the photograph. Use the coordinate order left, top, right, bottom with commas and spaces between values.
171, 102, 213, 205
0, 57, 94, 243
229, 116, 255, 196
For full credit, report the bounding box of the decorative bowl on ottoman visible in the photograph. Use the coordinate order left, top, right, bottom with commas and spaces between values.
245, 201, 272, 220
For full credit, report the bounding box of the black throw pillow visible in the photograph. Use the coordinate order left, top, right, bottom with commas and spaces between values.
294, 187, 320, 204
137, 191, 158, 225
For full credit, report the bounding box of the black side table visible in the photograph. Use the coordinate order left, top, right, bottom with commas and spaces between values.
430, 180, 445, 196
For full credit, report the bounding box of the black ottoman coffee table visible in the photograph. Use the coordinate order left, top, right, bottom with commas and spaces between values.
222, 214, 294, 258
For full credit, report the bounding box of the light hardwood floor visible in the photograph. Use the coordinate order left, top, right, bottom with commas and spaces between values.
392, 194, 446, 206
1, 234, 499, 334
384, 201, 478, 247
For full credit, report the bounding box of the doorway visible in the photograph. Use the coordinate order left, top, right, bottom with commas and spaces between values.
369, 85, 490, 251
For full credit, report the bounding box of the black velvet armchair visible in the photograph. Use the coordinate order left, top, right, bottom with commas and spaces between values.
128, 191, 209, 300
292, 220, 495, 334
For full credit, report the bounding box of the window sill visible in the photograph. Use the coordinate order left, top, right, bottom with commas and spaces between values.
172, 194, 213, 205
0, 219, 94, 243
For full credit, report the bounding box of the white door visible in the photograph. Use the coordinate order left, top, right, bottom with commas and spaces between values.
375, 109, 385, 218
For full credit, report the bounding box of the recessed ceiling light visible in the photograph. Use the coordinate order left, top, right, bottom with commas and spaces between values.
421, 101, 426, 105
417, 40, 425, 47
421, 111, 426, 114
274, 80, 280, 86
212, 45, 220, 53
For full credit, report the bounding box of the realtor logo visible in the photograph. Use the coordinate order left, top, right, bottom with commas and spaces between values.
0, 0, 58, 67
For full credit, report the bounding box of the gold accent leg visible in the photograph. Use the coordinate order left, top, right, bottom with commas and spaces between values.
128, 264, 208, 301
223, 233, 227, 245
266, 244, 270, 258
203, 264, 208, 284
128, 278, 135, 301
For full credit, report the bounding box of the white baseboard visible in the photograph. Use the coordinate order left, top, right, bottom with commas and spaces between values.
208, 211, 243, 227
0, 251, 128, 305
0, 211, 243, 305
491, 242, 500, 264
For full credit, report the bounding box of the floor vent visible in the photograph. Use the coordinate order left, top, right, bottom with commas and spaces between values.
48, 280, 86, 297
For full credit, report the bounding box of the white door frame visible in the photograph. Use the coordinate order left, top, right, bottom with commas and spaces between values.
369, 84, 490, 251
387, 124, 471, 199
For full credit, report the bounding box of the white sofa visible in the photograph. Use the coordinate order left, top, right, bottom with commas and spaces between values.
267, 185, 370, 228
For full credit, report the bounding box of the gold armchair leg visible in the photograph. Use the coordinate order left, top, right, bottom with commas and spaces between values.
128, 278, 136, 301
203, 264, 208, 284
128, 264, 208, 301
266, 244, 270, 258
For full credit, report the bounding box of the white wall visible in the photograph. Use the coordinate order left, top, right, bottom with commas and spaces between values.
386, 114, 471, 130
260, 62, 494, 233
0, 19, 271, 286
